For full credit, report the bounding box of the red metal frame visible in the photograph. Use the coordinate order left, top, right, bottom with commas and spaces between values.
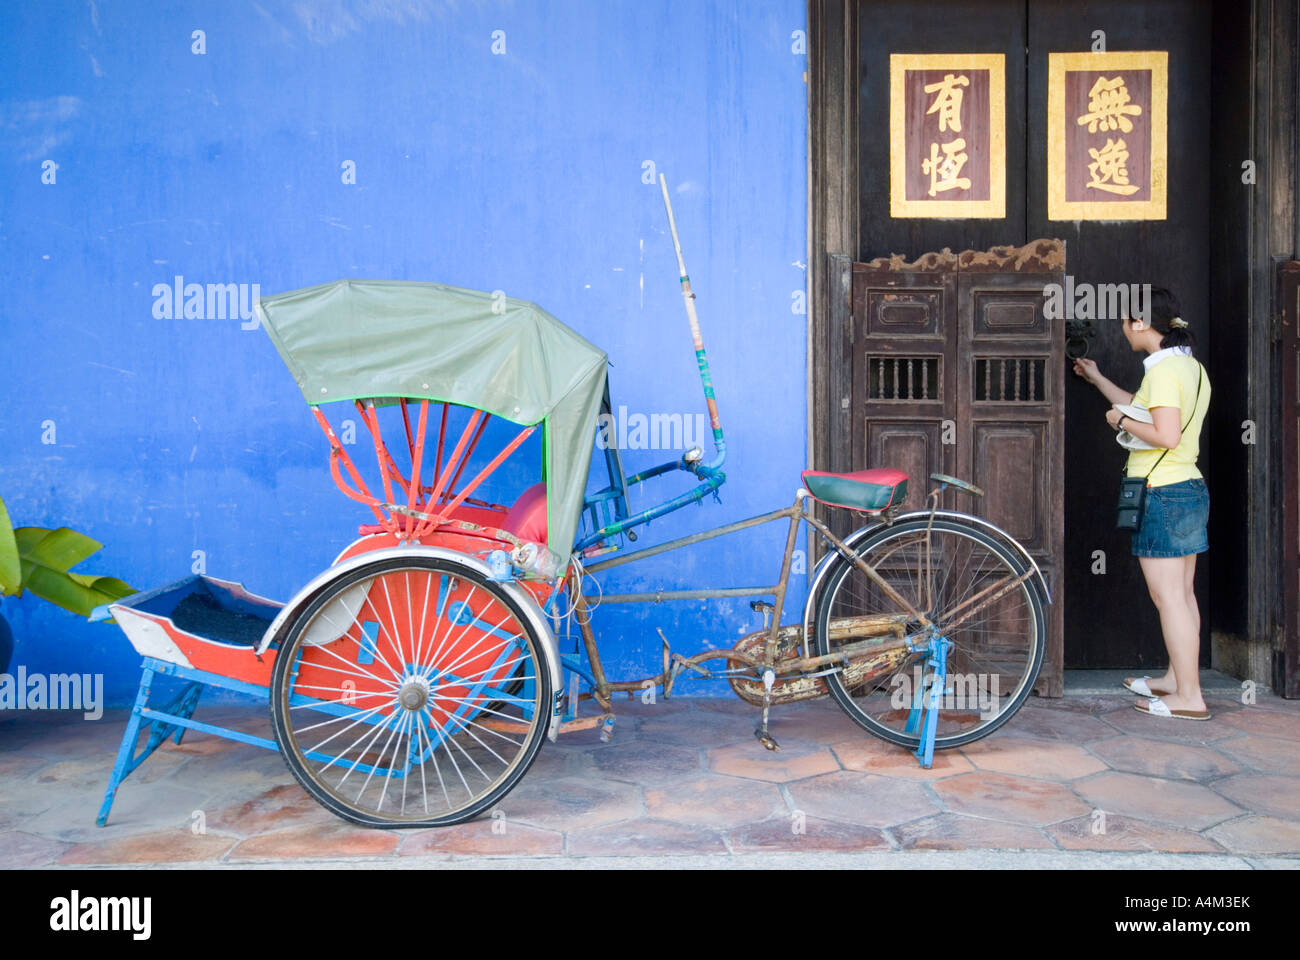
312, 397, 545, 563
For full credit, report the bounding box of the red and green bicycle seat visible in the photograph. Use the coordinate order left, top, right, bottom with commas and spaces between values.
801, 467, 909, 512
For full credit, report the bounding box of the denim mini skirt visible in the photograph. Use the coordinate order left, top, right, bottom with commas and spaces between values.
1131, 478, 1210, 558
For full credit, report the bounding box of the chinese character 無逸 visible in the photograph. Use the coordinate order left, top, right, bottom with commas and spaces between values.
923, 73, 970, 133
1085, 137, 1140, 195
1076, 75, 1143, 134
923, 139, 971, 196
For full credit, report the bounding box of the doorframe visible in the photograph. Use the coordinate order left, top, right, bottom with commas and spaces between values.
1247, 0, 1299, 696
807, 0, 858, 497
807, 0, 1299, 693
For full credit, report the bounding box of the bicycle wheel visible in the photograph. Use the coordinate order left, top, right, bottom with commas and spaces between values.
813, 516, 1045, 750
270, 555, 552, 827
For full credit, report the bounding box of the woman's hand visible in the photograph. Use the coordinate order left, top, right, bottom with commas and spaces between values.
1105, 406, 1124, 430
1073, 357, 1102, 385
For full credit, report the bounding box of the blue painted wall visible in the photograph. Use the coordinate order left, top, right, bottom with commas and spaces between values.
0, 0, 809, 705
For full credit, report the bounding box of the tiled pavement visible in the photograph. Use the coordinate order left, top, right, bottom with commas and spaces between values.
3, 690, 1300, 866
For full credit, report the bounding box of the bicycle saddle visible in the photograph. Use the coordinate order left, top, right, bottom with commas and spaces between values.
800, 467, 908, 512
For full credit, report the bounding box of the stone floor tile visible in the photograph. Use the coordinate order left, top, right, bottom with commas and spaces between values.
1072, 771, 1244, 830
501, 775, 641, 831
1247, 696, 1300, 715
1086, 736, 1242, 781
587, 739, 702, 783
831, 736, 975, 779
566, 818, 727, 856
932, 772, 1092, 825
206, 782, 334, 835
689, 698, 755, 716
0, 755, 48, 777
998, 705, 1121, 744
1046, 814, 1225, 852
1204, 816, 1300, 856
960, 735, 1108, 780
645, 775, 785, 827
0, 830, 73, 867
893, 813, 1054, 850
520, 742, 583, 780
229, 823, 400, 860
609, 696, 695, 717
786, 770, 939, 827
399, 820, 562, 857
761, 698, 871, 743
59, 828, 238, 864
1210, 774, 1300, 820
1214, 736, 1300, 775
728, 815, 891, 853
25, 781, 211, 841
1217, 709, 1300, 741
635, 710, 756, 747
707, 740, 839, 782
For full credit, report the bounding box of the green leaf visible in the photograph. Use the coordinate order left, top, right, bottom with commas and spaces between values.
4, 523, 136, 618
66, 572, 136, 603
13, 526, 103, 573
0, 496, 19, 595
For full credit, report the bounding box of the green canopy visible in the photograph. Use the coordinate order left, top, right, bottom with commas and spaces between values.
256, 278, 608, 566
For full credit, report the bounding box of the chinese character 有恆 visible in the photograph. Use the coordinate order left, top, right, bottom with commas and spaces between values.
1076, 75, 1143, 134
922, 138, 971, 196
1085, 137, 1140, 195
923, 73, 970, 133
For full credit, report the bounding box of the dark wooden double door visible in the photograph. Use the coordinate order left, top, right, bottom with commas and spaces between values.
819, 0, 1220, 679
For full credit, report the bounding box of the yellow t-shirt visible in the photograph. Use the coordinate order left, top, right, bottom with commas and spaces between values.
1125, 352, 1210, 487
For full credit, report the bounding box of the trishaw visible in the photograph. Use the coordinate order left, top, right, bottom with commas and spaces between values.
96, 179, 1048, 828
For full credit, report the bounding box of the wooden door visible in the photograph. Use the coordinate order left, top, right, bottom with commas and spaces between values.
820, 0, 1216, 675
850, 243, 1065, 695
1281, 262, 1300, 698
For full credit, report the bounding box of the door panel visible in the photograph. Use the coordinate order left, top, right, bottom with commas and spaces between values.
852, 248, 1064, 694
1025, 0, 1212, 669
1281, 262, 1300, 698
869, 422, 945, 513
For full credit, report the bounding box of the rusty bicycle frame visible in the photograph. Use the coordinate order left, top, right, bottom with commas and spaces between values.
560, 481, 1038, 749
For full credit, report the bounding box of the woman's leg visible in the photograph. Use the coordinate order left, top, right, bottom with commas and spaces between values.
1137, 554, 1205, 712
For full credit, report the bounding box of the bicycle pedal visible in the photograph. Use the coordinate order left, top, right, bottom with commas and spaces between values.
754, 729, 780, 751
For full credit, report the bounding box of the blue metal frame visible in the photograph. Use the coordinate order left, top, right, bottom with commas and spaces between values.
903, 636, 951, 770
97, 657, 279, 826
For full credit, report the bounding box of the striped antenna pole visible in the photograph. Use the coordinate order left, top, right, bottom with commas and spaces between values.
659, 173, 725, 466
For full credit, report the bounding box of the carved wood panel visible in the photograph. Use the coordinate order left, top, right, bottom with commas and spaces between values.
851, 241, 1065, 695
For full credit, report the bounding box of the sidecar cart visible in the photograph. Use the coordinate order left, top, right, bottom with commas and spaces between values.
97, 279, 612, 828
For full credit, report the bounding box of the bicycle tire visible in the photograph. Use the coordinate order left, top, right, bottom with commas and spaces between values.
813, 516, 1046, 750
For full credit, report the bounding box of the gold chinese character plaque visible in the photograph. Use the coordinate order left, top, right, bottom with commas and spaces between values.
890, 53, 1006, 218
1047, 51, 1168, 220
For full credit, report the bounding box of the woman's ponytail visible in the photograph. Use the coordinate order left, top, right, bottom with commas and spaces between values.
1147, 286, 1196, 352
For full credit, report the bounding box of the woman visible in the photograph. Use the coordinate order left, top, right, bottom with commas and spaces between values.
1072, 287, 1211, 720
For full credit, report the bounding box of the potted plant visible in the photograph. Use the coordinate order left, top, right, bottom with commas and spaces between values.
0, 495, 135, 674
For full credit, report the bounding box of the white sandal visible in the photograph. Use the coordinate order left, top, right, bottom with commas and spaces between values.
1135, 696, 1211, 721
1122, 676, 1155, 696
